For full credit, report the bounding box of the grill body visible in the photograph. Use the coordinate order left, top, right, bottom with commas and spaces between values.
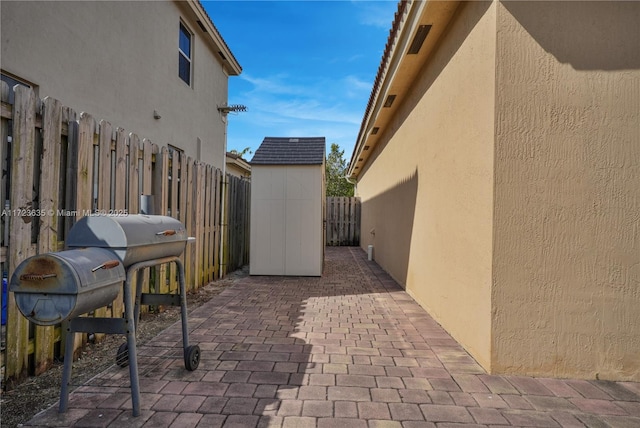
9, 248, 125, 325
66, 214, 188, 266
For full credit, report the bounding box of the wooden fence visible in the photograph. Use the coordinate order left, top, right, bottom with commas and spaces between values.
0, 83, 250, 387
325, 197, 360, 246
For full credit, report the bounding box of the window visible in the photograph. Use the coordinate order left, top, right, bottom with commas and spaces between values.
1, 73, 32, 104
179, 23, 192, 85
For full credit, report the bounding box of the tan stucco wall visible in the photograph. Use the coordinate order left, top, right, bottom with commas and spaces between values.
357, 1, 497, 369
1, 1, 230, 169
492, 1, 640, 380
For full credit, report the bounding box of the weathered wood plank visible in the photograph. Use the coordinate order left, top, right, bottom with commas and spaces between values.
152, 145, 169, 216
213, 169, 221, 279
73, 112, 97, 354
194, 162, 205, 287
62, 108, 78, 239
142, 140, 153, 200
94, 120, 113, 329
140, 140, 153, 309
98, 120, 112, 211
169, 150, 179, 292
114, 128, 127, 212
152, 146, 169, 296
34, 96, 63, 375
204, 165, 212, 283
76, 113, 95, 220
112, 127, 127, 319
128, 133, 140, 214
6, 85, 37, 383
0, 81, 9, 250
184, 157, 195, 291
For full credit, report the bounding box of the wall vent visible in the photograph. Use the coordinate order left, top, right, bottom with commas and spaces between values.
408, 25, 431, 54
384, 95, 396, 108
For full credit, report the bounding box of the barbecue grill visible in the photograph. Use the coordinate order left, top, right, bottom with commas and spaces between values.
9, 214, 198, 417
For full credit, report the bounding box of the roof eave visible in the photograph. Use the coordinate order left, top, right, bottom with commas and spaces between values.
185, 0, 242, 76
348, 0, 461, 179
226, 153, 251, 172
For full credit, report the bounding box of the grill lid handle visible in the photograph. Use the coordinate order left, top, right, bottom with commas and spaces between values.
91, 260, 121, 272
20, 273, 57, 281
156, 229, 177, 236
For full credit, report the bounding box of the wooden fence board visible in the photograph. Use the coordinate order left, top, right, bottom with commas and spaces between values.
33, 96, 63, 375
184, 157, 195, 291
113, 127, 127, 318
1, 82, 9, 250
98, 120, 112, 211
6, 85, 37, 384
76, 113, 95, 220
128, 133, 140, 214
73, 112, 96, 353
194, 162, 205, 287
153, 146, 170, 296
178, 153, 189, 290
213, 169, 221, 279
140, 140, 153, 307
203, 165, 212, 283
169, 150, 179, 291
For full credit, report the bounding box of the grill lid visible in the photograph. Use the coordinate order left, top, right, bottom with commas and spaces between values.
66, 214, 188, 266
67, 214, 187, 248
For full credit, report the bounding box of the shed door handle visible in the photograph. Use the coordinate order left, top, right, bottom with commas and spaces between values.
156, 229, 177, 236
20, 273, 57, 281
92, 260, 121, 272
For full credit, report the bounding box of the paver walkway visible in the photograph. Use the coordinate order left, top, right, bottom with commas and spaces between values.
24, 247, 640, 427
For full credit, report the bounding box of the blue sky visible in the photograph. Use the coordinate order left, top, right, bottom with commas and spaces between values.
202, 1, 399, 161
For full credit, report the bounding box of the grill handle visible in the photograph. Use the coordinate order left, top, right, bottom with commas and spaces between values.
20, 273, 57, 281
91, 260, 121, 272
156, 229, 177, 236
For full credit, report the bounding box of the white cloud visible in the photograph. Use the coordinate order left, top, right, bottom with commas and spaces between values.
352, 0, 398, 29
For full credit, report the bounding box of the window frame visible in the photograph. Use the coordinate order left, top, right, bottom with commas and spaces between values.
178, 22, 193, 86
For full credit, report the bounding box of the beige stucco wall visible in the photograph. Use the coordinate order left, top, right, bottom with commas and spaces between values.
357, 1, 497, 369
1, 1, 231, 169
492, 1, 640, 380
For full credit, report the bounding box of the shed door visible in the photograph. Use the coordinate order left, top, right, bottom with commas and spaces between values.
284, 166, 322, 276
250, 168, 286, 275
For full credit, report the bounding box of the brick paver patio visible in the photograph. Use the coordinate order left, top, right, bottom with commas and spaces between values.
24, 247, 640, 427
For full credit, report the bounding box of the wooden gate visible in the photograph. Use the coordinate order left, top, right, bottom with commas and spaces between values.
325, 197, 360, 246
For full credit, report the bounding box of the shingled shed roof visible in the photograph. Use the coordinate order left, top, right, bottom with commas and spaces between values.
251, 137, 326, 165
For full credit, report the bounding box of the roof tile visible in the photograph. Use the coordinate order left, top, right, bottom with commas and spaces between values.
251, 137, 325, 165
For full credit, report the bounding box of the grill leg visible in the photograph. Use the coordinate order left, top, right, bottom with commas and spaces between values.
58, 325, 76, 413
133, 269, 144, 329
124, 271, 141, 417
177, 259, 189, 350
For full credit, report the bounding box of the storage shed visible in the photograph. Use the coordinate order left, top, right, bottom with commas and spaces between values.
250, 137, 325, 276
